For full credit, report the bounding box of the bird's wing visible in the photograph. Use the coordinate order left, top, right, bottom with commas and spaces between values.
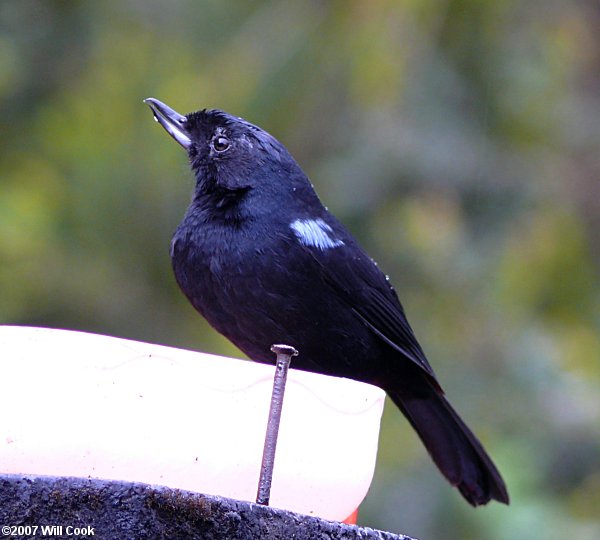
301, 238, 438, 382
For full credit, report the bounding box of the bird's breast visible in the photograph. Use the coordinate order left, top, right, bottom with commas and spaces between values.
169, 217, 379, 378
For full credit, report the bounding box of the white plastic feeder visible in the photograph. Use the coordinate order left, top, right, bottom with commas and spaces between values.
0, 326, 385, 521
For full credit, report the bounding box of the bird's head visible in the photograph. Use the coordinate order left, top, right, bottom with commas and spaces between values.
144, 98, 317, 216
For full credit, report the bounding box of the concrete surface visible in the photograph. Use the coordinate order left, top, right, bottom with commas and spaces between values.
0, 474, 416, 540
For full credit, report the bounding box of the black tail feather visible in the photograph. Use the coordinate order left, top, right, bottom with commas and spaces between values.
387, 386, 509, 506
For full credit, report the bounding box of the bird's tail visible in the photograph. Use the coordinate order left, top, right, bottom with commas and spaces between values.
387, 385, 509, 506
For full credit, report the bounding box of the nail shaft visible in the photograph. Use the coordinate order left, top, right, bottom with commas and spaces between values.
256, 344, 298, 506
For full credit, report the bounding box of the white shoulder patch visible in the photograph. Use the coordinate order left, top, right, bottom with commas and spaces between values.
290, 218, 345, 250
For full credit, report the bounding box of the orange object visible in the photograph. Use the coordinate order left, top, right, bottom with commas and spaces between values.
343, 508, 359, 524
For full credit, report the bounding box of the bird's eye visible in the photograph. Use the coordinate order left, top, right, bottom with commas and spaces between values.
212, 135, 231, 153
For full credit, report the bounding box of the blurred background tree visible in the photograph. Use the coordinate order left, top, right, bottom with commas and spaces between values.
1, 1, 599, 538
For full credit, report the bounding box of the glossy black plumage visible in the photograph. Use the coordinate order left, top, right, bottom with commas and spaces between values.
144, 98, 509, 506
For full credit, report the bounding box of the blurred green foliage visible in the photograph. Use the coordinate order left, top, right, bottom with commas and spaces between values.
1, 1, 599, 538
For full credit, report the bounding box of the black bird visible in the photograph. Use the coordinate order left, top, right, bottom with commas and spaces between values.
144, 97, 509, 506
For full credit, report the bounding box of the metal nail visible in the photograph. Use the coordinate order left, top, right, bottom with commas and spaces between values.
256, 344, 298, 506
